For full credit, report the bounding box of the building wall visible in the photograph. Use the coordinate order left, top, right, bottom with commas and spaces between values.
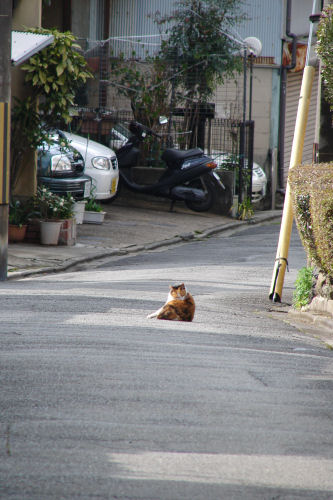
237, 0, 283, 64
251, 66, 275, 165
12, 0, 41, 31
213, 63, 276, 166
12, 0, 42, 197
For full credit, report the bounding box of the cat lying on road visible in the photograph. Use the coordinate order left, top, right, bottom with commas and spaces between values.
147, 283, 195, 322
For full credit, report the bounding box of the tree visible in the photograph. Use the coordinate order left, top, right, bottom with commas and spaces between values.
110, 54, 171, 129
156, 0, 245, 147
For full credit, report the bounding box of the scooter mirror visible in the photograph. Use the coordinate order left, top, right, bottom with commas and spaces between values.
159, 116, 168, 125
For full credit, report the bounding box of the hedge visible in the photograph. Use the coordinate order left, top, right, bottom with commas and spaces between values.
289, 163, 333, 278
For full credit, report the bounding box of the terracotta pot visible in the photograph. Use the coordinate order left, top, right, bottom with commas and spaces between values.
8, 224, 27, 243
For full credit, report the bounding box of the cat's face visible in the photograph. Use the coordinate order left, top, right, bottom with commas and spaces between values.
170, 283, 187, 299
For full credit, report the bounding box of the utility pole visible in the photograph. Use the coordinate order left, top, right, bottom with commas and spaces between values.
0, 0, 11, 281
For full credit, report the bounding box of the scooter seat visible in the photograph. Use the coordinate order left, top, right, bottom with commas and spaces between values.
161, 148, 203, 168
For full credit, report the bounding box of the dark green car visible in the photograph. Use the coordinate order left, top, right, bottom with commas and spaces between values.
37, 135, 92, 200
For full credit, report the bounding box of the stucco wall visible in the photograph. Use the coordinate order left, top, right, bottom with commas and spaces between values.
12, 0, 41, 30
251, 66, 273, 166
214, 65, 275, 167
12, 0, 42, 197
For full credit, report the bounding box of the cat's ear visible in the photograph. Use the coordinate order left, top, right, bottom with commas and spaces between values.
180, 283, 185, 288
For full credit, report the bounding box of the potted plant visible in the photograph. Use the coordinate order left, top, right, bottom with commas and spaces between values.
8, 200, 30, 242
83, 197, 106, 224
33, 187, 75, 245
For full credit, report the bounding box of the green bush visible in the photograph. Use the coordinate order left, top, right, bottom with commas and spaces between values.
293, 266, 315, 309
289, 163, 333, 278
85, 198, 103, 212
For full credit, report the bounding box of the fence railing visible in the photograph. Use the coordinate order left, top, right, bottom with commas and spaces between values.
68, 107, 254, 200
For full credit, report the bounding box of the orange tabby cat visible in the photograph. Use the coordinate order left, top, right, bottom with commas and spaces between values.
147, 283, 195, 322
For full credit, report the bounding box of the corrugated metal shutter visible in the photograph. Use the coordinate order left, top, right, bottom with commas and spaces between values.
109, 0, 172, 59
89, 0, 105, 41
283, 68, 319, 186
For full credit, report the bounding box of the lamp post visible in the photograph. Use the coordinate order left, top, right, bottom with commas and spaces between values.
238, 37, 262, 205
244, 37, 262, 121
242, 37, 262, 203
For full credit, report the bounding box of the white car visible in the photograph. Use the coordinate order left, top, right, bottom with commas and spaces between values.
60, 131, 119, 201
210, 151, 267, 203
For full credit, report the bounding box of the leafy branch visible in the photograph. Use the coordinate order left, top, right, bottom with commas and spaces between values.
11, 28, 92, 191
21, 27, 92, 124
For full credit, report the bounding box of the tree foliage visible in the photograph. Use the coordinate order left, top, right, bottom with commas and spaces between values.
11, 28, 92, 191
111, 0, 245, 147
158, 0, 245, 146
110, 55, 171, 128
157, 0, 245, 102
21, 27, 92, 124
317, 4, 333, 112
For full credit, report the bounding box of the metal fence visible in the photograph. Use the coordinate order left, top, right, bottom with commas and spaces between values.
69, 37, 255, 201
69, 108, 254, 199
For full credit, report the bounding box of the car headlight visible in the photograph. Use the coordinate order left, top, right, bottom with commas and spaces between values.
91, 156, 111, 170
51, 154, 73, 172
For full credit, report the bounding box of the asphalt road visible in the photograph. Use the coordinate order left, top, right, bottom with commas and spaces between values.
1, 222, 333, 499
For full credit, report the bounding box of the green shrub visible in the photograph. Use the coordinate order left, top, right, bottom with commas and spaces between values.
85, 198, 103, 212
289, 163, 333, 278
293, 266, 315, 309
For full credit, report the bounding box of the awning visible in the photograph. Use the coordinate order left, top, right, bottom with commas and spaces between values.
11, 31, 54, 66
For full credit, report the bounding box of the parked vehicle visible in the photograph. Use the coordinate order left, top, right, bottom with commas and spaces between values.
37, 135, 91, 200
211, 152, 267, 203
59, 131, 119, 201
111, 124, 266, 204
116, 119, 232, 212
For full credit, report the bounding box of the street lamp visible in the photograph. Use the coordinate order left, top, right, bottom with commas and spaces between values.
244, 37, 262, 122
238, 36, 262, 205
242, 37, 262, 203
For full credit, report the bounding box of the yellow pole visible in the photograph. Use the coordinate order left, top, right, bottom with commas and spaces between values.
269, 65, 315, 302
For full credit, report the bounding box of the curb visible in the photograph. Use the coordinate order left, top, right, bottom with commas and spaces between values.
288, 309, 333, 341
7, 213, 281, 280
288, 295, 333, 337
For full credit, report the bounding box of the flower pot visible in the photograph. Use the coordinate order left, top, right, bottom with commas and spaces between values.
73, 201, 86, 224
8, 224, 27, 243
83, 210, 106, 224
40, 220, 62, 245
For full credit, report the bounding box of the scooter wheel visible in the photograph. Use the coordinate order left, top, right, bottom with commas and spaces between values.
184, 176, 215, 212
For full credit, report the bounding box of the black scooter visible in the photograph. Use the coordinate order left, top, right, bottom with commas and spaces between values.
115, 119, 231, 212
